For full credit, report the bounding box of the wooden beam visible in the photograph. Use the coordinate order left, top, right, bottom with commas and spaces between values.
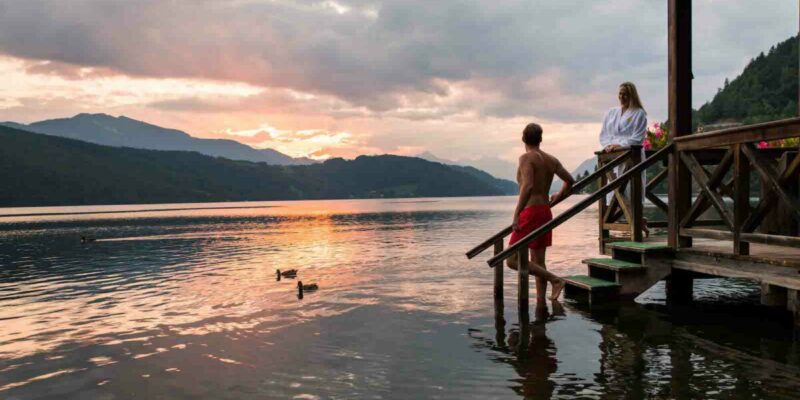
681, 227, 733, 241
680, 152, 735, 229
518, 247, 529, 317
734, 144, 751, 255
667, 0, 692, 248
743, 151, 800, 232
646, 191, 669, 213
675, 117, 800, 151
742, 143, 800, 221
493, 240, 504, 299
630, 149, 644, 242
679, 149, 734, 228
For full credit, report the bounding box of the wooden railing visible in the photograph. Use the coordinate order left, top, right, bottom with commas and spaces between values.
671, 117, 800, 255
487, 144, 673, 268
464, 149, 633, 260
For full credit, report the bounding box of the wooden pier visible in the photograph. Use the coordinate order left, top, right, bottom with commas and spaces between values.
467, 0, 800, 331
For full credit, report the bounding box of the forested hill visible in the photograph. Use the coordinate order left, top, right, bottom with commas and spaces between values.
695, 35, 798, 127
0, 126, 516, 207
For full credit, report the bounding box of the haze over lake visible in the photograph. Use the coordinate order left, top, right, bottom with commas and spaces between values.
1, 196, 798, 399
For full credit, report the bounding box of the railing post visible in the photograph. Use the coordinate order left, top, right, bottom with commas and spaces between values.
598, 155, 609, 253
630, 147, 644, 242
733, 144, 750, 255
517, 247, 529, 319
493, 240, 504, 299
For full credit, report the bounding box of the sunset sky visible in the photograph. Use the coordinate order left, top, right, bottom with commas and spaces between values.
0, 1, 796, 170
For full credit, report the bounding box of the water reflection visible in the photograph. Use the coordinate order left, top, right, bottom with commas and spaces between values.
1, 196, 799, 399
470, 295, 800, 399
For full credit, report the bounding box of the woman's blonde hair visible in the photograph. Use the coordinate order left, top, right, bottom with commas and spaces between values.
620, 82, 645, 113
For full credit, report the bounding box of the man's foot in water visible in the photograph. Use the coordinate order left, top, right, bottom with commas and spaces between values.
549, 279, 565, 300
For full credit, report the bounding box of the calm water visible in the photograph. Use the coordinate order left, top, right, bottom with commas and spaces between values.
1, 196, 799, 399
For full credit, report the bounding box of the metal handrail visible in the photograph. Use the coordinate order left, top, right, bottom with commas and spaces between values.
465, 149, 633, 259
486, 144, 673, 267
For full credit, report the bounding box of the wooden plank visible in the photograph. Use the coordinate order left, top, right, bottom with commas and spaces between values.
674, 117, 800, 151
672, 257, 800, 290
742, 143, 800, 221
681, 227, 733, 241
740, 232, 800, 248
604, 223, 631, 231
563, 275, 620, 291
607, 241, 672, 253
583, 258, 644, 271
680, 152, 735, 229
488, 144, 673, 267
493, 240, 504, 299
734, 144, 750, 255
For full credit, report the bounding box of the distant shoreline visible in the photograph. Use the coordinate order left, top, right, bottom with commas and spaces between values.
0, 205, 284, 218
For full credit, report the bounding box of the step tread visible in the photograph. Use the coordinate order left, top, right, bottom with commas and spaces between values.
582, 257, 644, 271
607, 241, 672, 253
563, 275, 620, 290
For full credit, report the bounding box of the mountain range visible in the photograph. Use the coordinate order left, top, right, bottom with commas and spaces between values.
1, 113, 315, 166
419, 151, 596, 194
0, 125, 517, 207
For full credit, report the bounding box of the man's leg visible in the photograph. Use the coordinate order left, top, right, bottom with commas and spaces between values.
532, 248, 548, 303
528, 247, 565, 301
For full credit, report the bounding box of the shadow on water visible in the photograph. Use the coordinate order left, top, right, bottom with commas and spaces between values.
469, 292, 800, 400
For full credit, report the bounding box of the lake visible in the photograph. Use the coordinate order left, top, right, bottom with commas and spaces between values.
1, 196, 799, 399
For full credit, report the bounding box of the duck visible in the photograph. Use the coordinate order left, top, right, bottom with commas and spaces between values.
81, 236, 96, 244
276, 269, 298, 281
297, 281, 318, 298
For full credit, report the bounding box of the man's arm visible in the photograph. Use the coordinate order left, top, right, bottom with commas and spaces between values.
513, 156, 533, 231
550, 161, 575, 205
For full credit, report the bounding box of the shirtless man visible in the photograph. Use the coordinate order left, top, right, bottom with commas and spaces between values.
507, 123, 574, 301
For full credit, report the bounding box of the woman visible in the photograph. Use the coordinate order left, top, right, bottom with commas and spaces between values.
599, 82, 649, 237
600, 82, 647, 152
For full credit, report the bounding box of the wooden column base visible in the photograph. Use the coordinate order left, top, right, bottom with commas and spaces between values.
666, 269, 693, 304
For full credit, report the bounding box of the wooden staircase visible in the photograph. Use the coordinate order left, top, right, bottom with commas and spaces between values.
564, 241, 674, 303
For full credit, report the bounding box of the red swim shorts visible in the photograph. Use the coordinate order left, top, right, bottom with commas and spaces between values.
509, 204, 553, 250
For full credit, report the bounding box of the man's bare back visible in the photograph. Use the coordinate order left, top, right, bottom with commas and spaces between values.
516, 149, 572, 207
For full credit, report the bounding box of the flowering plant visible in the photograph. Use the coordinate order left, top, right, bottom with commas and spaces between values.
644, 122, 669, 150
756, 137, 800, 149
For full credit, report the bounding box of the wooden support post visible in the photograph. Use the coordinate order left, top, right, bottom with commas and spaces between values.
630, 147, 644, 242
518, 247, 529, 319
788, 289, 800, 332
598, 156, 609, 254
493, 240, 504, 299
760, 283, 787, 307
666, 269, 693, 304
667, 0, 692, 249
494, 291, 506, 348
734, 144, 751, 255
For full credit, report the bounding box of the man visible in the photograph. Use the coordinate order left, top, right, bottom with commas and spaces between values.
507, 123, 573, 301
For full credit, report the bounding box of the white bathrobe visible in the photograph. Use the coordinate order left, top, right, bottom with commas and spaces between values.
600, 107, 647, 148
599, 107, 647, 203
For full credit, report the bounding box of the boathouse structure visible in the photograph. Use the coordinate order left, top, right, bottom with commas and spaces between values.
467, 0, 800, 329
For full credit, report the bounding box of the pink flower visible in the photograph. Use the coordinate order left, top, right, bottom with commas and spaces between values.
643, 138, 653, 150
757, 141, 769, 149
654, 127, 663, 139
652, 122, 660, 130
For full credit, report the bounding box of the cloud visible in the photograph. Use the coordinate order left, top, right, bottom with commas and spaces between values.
0, 1, 797, 169
4, 0, 793, 122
